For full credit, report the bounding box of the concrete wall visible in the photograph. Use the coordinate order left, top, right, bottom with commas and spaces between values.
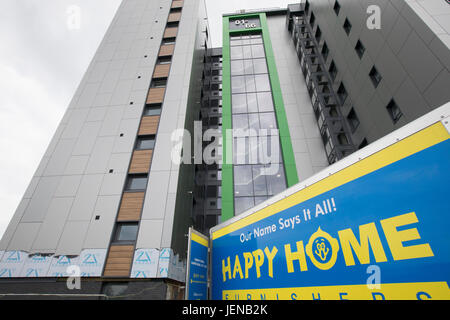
267, 15, 329, 182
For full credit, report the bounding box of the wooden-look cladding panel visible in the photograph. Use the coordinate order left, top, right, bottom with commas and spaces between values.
128, 150, 153, 174
117, 192, 145, 221
146, 87, 166, 104
103, 245, 134, 277
159, 44, 175, 57
138, 116, 160, 136
153, 64, 171, 78
168, 12, 181, 22
164, 27, 178, 39
171, 0, 183, 8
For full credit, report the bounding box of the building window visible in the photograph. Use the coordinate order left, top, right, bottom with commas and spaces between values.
136, 136, 156, 150
310, 12, 315, 28
170, 7, 182, 13
347, 108, 360, 133
321, 42, 329, 61
355, 40, 365, 59
359, 138, 368, 149
386, 99, 403, 124
337, 132, 349, 145
151, 79, 167, 88
229, 33, 286, 216
101, 283, 129, 298
166, 21, 179, 28
125, 174, 148, 191
337, 82, 348, 104
162, 38, 176, 45
305, 0, 310, 15
343, 18, 352, 35
329, 61, 337, 81
113, 223, 139, 243
333, 1, 341, 15
369, 66, 382, 88
144, 104, 162, 116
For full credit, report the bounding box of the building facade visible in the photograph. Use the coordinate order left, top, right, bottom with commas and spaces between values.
0, 0, 449, 299
0, 0, 210, 299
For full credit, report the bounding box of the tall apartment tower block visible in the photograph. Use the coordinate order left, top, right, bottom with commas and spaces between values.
0, 0, 449, 299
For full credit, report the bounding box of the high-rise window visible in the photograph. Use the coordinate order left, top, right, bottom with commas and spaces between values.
125, 175, 148, 191
347, 108, 360, 133
337, 82, 348, 104
329, 61, 337, 81
113, 223, 139, 243
359, 138, 368, 149
229, 33, 286, 215
310, 12, 316, 28
136, 136, 156, 150
333, 1, 341, 15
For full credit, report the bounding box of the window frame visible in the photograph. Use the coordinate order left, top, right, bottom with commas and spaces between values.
337, 82, 348, 104
347, 108, 360, 133
343, 18, 352, 35
369, 66, 382, 88
125, 174, 148, 192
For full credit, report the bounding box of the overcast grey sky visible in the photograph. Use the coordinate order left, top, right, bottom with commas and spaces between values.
0, 0, 295, 239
